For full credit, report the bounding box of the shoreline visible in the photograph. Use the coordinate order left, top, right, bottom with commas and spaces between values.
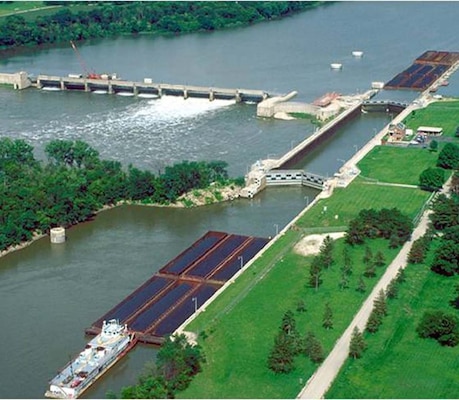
0, 184, 242, 260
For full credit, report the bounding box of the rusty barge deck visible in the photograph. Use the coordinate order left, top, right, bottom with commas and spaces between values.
385, 50, 459, 91
85, 231, 269, 344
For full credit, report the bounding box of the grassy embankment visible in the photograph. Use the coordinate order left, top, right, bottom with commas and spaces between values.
324, 99, 459, 399
404, 99, 459, 137
0, 2, 63, 19
179, 158, 433, 397
180, 101, 459, 398
326, 240, 459, 399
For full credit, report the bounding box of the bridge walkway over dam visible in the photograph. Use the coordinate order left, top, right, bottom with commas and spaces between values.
34, 74, 270, 102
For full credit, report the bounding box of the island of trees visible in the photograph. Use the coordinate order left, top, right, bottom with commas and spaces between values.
0, 137, 239, 252
0, 1, 322, 50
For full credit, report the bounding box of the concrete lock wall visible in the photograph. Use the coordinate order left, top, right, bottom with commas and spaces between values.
0, 72, 31, 89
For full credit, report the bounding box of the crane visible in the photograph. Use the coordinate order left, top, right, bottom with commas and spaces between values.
70, 40, 101, 79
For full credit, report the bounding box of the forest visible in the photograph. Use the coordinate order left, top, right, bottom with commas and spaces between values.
0, 1, 321, 49
0, 138, 236, 251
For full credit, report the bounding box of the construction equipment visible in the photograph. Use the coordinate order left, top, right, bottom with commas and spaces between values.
70, 40, 102, 79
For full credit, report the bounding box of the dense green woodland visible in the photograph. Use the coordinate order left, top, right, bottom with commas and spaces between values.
0, 1, 321, 49
0, 138, 235, 251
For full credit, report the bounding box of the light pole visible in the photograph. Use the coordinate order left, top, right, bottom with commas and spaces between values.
192, 297, 197, 313
353, 144, 358, 153
274, 224, 279, 236
238, 255, 244, 269
304, 196, 309, 206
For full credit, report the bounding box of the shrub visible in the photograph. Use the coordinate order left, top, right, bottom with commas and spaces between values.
416, 310, 459, 347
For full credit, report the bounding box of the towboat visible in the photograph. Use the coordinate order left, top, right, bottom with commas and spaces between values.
352, 51, 364, 57
330, 63, 343, 70
45, 319, 134, 399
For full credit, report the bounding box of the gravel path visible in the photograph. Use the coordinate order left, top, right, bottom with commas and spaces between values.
297, 207, 433, 399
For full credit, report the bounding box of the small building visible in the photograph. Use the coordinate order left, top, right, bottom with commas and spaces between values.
417, 126, 443, 136
388, 122, 406, 141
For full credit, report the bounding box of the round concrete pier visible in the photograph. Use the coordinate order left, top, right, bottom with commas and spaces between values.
50, 227, 66, 244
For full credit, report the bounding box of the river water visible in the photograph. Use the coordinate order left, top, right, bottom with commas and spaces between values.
1, 2, 459, 398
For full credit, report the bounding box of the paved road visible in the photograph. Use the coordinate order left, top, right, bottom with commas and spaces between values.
297, 206, 433, 399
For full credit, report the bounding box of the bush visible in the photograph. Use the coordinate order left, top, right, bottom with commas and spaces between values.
416, 310, 459, 347
419, 167, 446, 192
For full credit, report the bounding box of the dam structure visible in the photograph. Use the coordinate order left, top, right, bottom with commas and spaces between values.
0, 71, 272, 102
241, 89, 377, 198
34, 74, 270, 102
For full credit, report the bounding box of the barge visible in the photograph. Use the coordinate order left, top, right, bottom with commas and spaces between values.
45, 319, 135, 399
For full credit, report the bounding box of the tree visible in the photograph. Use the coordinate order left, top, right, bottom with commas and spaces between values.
322, 302, 333, 330
267, 330, 295, 374
342, 246, 353, 275
320, 235, 334, 268
296, 299, 307, 313
301, 330, 325, 363
437, 142, 459, 169
356, 276, 366, 293
429, 139, 438, 152
349, 327, 366, 359
386, 278, 399, 299
419, 167, 446, 192
339, 272, 350, 290
155, 334, 205, 394
408, 236, 430, 264
366, 308, 382, 333
363, 264, 376, 278
374, 289, 388, 317
395, 267, 406, 284
363, 245, 373, 266
374, 250, 386, 267
450, 284, 459, 310
309, 255, 323, 291
430, 194, 459, 231
430, 239, 459, 276
416, 310, 459, 347
451, 171, 459, 195
120, 333, 205, 398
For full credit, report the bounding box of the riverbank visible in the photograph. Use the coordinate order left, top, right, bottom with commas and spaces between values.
0, 182, 243, 261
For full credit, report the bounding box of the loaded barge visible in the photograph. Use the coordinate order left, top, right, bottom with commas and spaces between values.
46, 231, 269, 398
85, 230, 269, 344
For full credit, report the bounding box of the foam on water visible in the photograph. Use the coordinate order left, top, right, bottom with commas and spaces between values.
27, 95, 237, 171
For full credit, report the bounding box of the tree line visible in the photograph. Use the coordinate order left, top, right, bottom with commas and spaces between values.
0, 137, 237, 252
0, 1, 321, 50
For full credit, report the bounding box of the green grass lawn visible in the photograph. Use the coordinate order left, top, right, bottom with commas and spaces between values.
180, 235, 401, 399
358, 145, 439, 185
326, 244, 459, 399
403, 100, 459, 138
0, 2, 96, 21
296, 178, 431, 230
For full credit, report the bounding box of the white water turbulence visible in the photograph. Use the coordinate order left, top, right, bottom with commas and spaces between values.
29, 95, 237, 173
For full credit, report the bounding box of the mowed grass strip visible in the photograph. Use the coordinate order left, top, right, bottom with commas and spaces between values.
180, 238, 401, 399
404, 99, 459, 138
326, 244, 459, 399
296, 178, 431, 230
358, 145, 438, 185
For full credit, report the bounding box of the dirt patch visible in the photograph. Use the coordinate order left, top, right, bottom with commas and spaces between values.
294, 232, 346, 257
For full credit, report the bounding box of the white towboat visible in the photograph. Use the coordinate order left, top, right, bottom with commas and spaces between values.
330, 63, 343, 70
352, 50, 364, 57
45, 319, 134, 399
